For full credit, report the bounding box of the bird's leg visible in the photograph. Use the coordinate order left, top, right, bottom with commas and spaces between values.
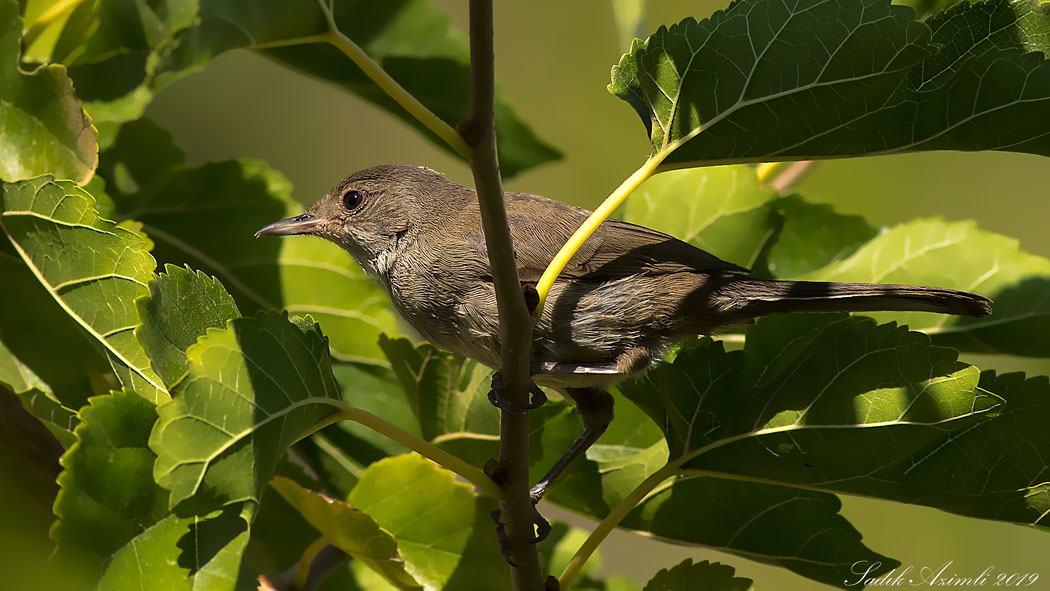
487, 370, 547, 415
529, 387, 614, 503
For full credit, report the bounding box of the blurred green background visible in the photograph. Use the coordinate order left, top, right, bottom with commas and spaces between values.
141, 0, 1050, 588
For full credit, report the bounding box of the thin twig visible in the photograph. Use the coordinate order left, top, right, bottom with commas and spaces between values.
465, 1, 543, 588
314, 0, 474, 160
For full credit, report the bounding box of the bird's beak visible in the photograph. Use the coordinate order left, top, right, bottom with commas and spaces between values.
255, 214, 324, 238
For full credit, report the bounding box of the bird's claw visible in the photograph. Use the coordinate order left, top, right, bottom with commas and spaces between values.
487, 372, 546, 415
490, 506, 552, 565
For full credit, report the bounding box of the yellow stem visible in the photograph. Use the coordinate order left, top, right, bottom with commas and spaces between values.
294, 536, 330, 590
318, 19, 473, 160
302, 402, 503, 499
22, 0, 91, 50
533, 153, 666, 317
558, 461, 681, 589
755, 161, 786, 185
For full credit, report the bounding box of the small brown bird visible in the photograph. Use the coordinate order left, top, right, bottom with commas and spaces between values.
257, 164, 991, 502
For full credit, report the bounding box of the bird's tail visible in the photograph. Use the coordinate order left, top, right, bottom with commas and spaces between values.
710, 277, 991, 318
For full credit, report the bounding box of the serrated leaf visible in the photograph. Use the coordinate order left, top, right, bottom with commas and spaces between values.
150, 311, 345, 512
100, 119, 399, 366
915, 0, 1050, 91
379, 335, 498, 441
376, 335, 669, 507
51, 391, 168, 576
0, 339, 77, 446
856, 370, 1050, 525
97, 508, 251, 591
136, 264, 241, 387
622, 476, 897, 589
269, 476, 422, 590
766, 194, 877, 278
611, 0, 1050, 167
0, 0, 96, 184
643, 559, 751, 591
607, 317, 1014, 587
622, 166, 779, 272
54, 0, 558, 177
803, 218, 1050, 357
618, 314, 1050, 530
51, 390, 251, 591
0, 248, 111, 411
0, 177, 165, 401
347, 453, 508, 590
622, 167, 877, 279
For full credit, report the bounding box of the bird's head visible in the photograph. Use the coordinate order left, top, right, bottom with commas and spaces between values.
255, 164, 451, 274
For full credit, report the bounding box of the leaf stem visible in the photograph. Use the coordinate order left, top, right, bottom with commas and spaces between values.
21, 0, 90, 50
559, 461, 681, 589
314, 1, 474, 160
306, 404, 502, 498
533, 152, 665, 317
466, 0, 544, 588
294, 537, 330, 590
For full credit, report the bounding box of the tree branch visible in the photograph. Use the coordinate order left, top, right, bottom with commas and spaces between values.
465, 1, 543, 589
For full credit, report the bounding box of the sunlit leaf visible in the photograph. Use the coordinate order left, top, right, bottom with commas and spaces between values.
0, 0, 96, 184
611, 0, 1050, 166
53, 0, 558, 177
0, 338, 77, 447
0, 177, 165, 401
804, 218, 1050, 357
136, 264, 241, 387
51, 390, 251, 591
270, 476, 422, 590
347, 454, 508, 590
379, 335, 497, 441
100, 119, 399, 366
623, 166, 778, 272
150, 311, 344, 511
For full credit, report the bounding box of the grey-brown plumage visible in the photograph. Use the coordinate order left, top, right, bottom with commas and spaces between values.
257, 164, 989, 385
256, 164, 991, 501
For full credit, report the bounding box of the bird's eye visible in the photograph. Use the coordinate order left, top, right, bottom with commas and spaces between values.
342, 190, 364, 211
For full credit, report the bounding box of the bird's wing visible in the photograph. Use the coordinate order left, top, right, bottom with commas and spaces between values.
500, 191, 748, 283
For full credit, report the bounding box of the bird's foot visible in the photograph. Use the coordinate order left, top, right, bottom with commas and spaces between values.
490, 506, 552, 565
487, 371, 546, 415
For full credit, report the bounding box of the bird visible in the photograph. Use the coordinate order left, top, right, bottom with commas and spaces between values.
256, 163, 991, 503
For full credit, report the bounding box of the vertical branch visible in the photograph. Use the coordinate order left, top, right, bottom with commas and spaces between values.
465, 1, 544, 589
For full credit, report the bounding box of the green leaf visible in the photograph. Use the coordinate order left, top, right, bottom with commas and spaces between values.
0, 247, 112, 412
149, 310, 345, 511
622, 166, 779, 272
135, 264, 241, 387
55, 0, 558, 177
0, 177, 165, 401
765, 195, 877, 278
621, 167, 877, 278
269, 475, 422, 590
376, 335, 670, 508
917, 0, 1050, 90
347, 453, 508, 590
803, 218, 1050, 357
51, 390, 251, 591
611, 0, 1050, 166
379, 335, 498, 441
0, 338, 77, 447
612, 317, 1009, 587
622, 476, 897, 589
0, 0, 96, 184
855, 370, 1050, 525
100, 119, 399, 366
52, 391, 168, 577
643, 559, 752, 591
97, 509, 250, 591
